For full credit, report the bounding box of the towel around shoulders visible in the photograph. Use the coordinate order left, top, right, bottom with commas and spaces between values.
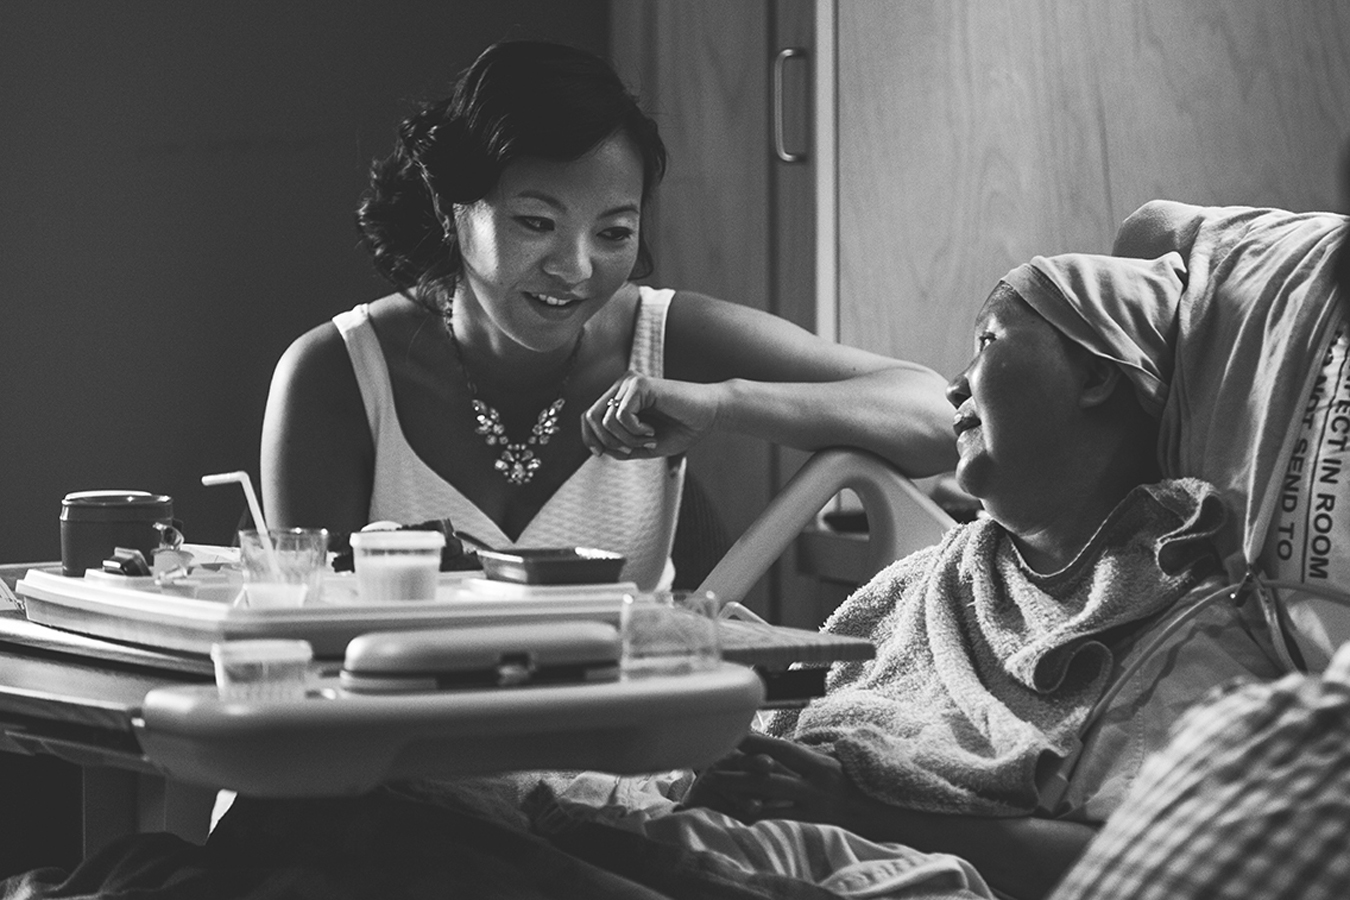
769, 478, 1227, 816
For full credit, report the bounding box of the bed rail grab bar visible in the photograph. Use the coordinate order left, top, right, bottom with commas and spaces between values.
696, 448, 957, 605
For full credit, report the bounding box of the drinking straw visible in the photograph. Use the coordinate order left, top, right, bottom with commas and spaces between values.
201, 470, 279, 575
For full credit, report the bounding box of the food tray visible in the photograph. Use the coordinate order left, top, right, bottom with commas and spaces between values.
16, 566, 631, 659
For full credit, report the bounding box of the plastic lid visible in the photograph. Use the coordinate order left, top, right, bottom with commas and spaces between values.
210, 639, 314, 664
349, 530, 446, 551
61, 490, 173, 522
63, 490, 171, 508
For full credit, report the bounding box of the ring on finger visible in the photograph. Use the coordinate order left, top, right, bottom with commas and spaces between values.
607, 397, 621, 408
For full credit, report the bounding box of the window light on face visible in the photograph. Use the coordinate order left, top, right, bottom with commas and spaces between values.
947, 287, 1087, 505
452, 134, 643, 358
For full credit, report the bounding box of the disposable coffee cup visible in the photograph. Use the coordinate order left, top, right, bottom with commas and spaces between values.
60, 490, 177, 577
349, 530, 445, 603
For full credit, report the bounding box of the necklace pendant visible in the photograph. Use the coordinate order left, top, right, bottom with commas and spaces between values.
496, 444, 541, 485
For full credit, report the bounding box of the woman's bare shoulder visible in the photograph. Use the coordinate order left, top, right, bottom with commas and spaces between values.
275, 317, 350, 388
365, 292, 427, 325
279, 294, 419, 380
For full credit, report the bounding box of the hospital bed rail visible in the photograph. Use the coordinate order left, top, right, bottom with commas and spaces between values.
699, 447, 956, 608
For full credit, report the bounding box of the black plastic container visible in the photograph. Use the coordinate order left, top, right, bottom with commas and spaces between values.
59, 490, 175, 577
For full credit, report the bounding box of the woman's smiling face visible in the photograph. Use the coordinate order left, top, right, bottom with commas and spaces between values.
945, 284, 1088, 509
453, 132, 643, 354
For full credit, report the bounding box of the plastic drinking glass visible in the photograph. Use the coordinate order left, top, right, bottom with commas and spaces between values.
238, 528, 329, 607
620, 589, 722, 678
210, 639, 314, 701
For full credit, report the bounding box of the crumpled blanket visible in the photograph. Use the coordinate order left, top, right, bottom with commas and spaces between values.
527, 780, 995, 900
768, 478, 1227, 816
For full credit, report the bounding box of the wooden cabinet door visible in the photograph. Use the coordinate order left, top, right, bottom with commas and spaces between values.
610, 0, 817, 621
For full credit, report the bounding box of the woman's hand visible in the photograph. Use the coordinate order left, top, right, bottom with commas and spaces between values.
684, 733, 869, 827
689, 734, 1100, 899
581, 372, 722, 459
683, 746, 786, 819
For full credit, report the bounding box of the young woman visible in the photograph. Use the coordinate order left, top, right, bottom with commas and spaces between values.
259, 40, 955, 590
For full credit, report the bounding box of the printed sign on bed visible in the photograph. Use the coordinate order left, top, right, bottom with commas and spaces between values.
1262, 327, 1350, 585
1260, 326, 1350, 668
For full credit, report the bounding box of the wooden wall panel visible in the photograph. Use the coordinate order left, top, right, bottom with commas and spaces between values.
837, 0, 1350, 383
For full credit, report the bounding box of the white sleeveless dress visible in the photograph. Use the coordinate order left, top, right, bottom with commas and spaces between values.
333, 286, 685, 591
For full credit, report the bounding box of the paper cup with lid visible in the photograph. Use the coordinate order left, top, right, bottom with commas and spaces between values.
349, 529, 446, 603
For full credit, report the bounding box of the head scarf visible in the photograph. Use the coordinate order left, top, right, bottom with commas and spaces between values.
999, 252, 1186, 417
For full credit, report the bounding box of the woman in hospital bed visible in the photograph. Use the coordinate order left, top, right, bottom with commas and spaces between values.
526, 252, 1284, 900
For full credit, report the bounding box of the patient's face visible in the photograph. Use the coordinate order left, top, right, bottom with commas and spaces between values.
946, 286, 1086, 506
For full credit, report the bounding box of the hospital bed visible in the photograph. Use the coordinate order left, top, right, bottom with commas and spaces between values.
1035, 200, 1350, 824
0, 447, 955, 855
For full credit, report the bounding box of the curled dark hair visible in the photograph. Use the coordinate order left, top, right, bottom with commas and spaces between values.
355, 40, 667, 310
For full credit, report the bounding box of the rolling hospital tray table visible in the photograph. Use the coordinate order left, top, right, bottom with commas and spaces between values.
0, 561, 872, 856
0, 449, 944, 855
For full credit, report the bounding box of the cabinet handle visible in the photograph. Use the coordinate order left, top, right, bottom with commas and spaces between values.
772, 47, 809, 164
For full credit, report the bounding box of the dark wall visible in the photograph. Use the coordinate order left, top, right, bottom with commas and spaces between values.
0, 1, 608, 562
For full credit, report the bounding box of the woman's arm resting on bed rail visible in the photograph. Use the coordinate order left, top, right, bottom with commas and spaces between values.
687, 734, 1096, 900
582, 291, 958, 477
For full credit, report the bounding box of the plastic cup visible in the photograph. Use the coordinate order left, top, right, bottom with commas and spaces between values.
620, 589, 722, 678
349, 530, 445, 603
238, 528, 329, 607
210, 639, 313, 701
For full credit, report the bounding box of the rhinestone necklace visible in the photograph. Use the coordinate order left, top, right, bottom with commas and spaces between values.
443, 311, 581, 486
